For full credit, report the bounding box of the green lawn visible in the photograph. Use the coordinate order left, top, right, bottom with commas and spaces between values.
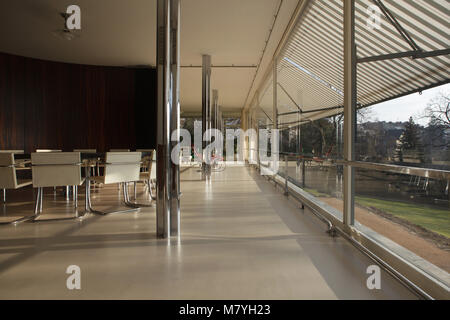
355, 196, 450, 238
302, 187, 450, 238
304, 188, 329, 198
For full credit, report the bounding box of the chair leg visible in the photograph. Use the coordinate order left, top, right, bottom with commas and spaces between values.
73, 185, 78, 208
124, 182, 154, 208
40, 187, 43, 213
134, 182, 137, 200
30, 186, 88, 223
0, 188, 41, 225
86, 180, 140, 215
34, 187, 42, 215
2, 189, 5, 203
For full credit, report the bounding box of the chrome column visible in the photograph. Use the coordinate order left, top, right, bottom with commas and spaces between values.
272, 60, 278, 171
202, 55, 212, 179
170, 0, 181, 237
343, 0, 356, 227
212, 89, 219, 160
212, 89, 219, 130
256, 93, 261, 168
273, 60, 278, 130
219, 106, 223, 134
156, 0, 171, 238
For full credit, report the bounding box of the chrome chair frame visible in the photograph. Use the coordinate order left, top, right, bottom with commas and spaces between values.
130, 151, 156, 207
84, 157, 142, 215
30, 161, 87, 223
0, 153, 33, 225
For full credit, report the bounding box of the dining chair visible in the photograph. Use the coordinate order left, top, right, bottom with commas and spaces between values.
0, 153, 33, 224
88, 152, 142, 214
132, 149, 156, 204
74, 149, 99, 177
136, 149, 154, 173
31, 152, 85, 222
110, 149, 130, 152
36, 149, 62, 153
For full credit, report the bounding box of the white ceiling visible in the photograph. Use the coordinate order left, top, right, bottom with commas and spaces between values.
0, 0, 299, 113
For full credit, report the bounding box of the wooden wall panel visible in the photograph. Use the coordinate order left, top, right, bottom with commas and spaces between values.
0, 52, 156, 153
0, 54, 25, 150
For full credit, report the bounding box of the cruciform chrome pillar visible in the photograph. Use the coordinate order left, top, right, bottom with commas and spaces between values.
169, 0, 181, 237
202, 54, 212, 179
343, 0, 356, 227
272, 60, 278, 172
273, 60, 278, 131
156, 0, 172, 238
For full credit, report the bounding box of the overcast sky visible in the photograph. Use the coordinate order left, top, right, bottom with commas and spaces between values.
368, 83, 449, 126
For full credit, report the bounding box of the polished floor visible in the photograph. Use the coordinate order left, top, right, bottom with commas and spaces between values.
0, 166, 416, 299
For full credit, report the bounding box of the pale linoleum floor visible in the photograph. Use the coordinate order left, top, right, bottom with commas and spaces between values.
0, 166, 417, 299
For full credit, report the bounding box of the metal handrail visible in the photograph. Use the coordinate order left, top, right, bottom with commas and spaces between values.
337, 160, 450, 181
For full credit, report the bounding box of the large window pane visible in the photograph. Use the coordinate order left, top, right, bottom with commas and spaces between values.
281, 114, 344, 216
354, 84, 450, 275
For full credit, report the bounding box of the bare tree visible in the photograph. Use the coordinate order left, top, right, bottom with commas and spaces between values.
422, 92, 450, 127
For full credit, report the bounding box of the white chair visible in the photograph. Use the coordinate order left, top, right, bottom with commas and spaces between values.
31, 152, 85, 222
110, 149, 130, 152
0, 153, 32, 225
131, 149, 156, 204
74, 149, 99, 177
88, 152, 142, 214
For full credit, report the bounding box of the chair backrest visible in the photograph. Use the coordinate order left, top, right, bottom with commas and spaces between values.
110, 149, 130, 152
31, 152, 82, 187
137, 149, 154, 166
36, 149, 62, 153
104, 152, 141, 184
74, 149, 96, 153
140, 150, 157, 179
0, 150, 24, 154
0, 153, 17, 189
136, 149, 154, 154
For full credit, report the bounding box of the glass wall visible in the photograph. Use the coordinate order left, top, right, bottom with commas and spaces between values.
254, 60, 449, 276
354, 87, 450, 274
277, 115, 344, 215
247, 0, 450, 293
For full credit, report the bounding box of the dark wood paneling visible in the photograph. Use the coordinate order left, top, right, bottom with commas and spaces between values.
135, 68, 157, 149
0, 52, 156, 153
0, 54, 25, 150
